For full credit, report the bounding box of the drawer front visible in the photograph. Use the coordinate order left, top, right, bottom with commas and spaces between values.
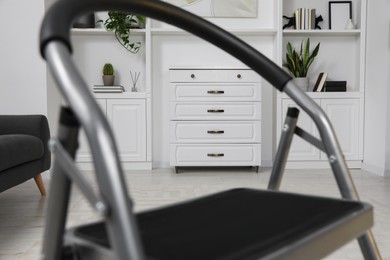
170, 102, 261, 120
170, 144, 261, 166
170, 121, 261, 143
170, 83, 261, 102
170, 69, 261, 83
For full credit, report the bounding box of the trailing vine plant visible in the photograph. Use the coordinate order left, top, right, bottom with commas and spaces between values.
97, 12, 145, 54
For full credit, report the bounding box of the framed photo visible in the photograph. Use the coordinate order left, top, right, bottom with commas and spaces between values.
329, 1, 352, 30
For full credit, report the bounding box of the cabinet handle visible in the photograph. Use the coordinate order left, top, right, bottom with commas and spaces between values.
207, 130, 224, 134
207, 109, 224, 113
207, 153, 224, 157
191, 74, 195, 79
207, 90, 224, 94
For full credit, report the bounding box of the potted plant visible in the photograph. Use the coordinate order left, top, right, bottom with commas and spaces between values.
283, 38, 320, 91
97, 12, 145, 54
102, 63, 115, 86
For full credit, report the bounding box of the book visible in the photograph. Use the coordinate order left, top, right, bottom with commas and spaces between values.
93, 85, 125, 90
93, 85, 125, 93
295, 9, 300, 29
294, 8, 317, 30
324, 81, 347, 92
313, 72, 328, 92
324, 81, 347, 87
325, 86, 346, 92
311, 9, 316, 29
93, 89, 124, 93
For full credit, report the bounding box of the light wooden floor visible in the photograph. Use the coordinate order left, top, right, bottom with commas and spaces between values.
0, 168, 389, 259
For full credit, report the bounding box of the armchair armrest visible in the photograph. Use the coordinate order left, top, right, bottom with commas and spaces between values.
0, 115, 51, 170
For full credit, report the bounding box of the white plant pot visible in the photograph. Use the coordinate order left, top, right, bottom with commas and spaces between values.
293, 77, 310, 92
103, 75, 115, 86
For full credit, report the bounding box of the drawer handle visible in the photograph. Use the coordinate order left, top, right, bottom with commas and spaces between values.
207, 153, 224, 157
207, 90, 224, 94
191, 74, 195, 79
207, 109, 224, 113
207, 130, 224, 134
237, 74, 242, 79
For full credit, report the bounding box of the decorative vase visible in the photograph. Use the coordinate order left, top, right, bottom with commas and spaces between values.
102, 75, 115, 86
293, 77, 310, 92
345, 19, 355, 30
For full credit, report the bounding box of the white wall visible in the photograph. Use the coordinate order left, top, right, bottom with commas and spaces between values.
0, 0, 46, 115
362, 0, 390, 176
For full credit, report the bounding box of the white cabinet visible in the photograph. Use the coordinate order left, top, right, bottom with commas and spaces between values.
169, 68, 262, 171
281, 98, 320, 161
278, 95, 362, 167
76, 95, 147, 165
277, 0, 367, 168
320, 98, 361, 161
107, 99, 146, 162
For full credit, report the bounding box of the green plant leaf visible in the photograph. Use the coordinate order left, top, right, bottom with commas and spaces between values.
101, 11, 145, 53
283, 38, 320, 78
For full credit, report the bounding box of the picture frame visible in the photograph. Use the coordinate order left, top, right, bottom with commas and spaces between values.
329, 1, 352, 30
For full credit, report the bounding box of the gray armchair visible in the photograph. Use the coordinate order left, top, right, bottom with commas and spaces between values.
0, 115, 51, 195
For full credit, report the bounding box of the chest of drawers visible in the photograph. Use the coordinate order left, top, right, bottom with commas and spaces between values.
169, 68, 262, 172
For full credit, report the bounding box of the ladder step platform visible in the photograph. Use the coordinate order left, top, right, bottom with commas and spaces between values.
67, 188, 372, 260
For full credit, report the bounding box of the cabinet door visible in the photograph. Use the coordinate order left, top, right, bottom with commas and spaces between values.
107, 99, 146, 162
320, 99, 360, 160
76, 99, 107, 162
280, 98, 320, 161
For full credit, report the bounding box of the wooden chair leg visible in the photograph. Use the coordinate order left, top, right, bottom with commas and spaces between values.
34, 174, 47, 196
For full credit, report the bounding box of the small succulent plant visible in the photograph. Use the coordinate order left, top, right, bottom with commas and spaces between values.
103, 63, 114, 76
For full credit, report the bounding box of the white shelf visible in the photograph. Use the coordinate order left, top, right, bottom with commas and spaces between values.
71, 28, 276, 37
151, 28, 277, 36
71, 28, 146, 35
283, 29, 361, 36
93, 91, 146, 99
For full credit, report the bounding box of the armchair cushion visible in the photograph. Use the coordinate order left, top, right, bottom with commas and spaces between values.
0, 134, 44, 172
0, 115, 51, 171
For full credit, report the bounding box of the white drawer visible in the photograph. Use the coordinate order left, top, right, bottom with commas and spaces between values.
170, 144, 261, 166
170, 121, 261, 143
170, 83, 261, 102
170, 102, 261, 120
169, 69, 261, 83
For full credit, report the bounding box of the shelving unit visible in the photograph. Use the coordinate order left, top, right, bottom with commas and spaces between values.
283, 29, 361, 36
277, 0, 367, 168
63, 0, 367, 170
70, 24, 151, 170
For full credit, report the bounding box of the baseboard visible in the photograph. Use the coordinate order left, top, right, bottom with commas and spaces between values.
153, 161, 171, 169
284, 160, 362, 170
76, 161, 153, 171
361, 162, 389, 176
261, 160, 273, 168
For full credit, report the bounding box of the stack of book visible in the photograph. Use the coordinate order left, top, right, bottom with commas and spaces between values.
294, 8, 316, 30
324, 81, 347, 92
93, 85, 125, 93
